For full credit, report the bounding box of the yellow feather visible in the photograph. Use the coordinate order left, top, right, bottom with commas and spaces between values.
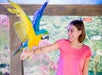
7, 0, 36, 37
7, 0, 43, 49
14, 22, 28, 42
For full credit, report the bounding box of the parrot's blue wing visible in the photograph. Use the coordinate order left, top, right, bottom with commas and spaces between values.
32, 0, 49, 35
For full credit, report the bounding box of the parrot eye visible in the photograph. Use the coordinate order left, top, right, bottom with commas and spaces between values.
41, 35, 49, 40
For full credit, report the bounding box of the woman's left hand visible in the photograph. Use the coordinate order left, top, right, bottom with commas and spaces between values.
20, 48, 33, 60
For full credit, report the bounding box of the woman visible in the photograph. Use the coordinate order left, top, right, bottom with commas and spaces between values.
21, 20, 91, 75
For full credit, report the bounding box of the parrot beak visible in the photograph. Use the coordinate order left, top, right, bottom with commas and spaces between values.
41, 35, 49, 40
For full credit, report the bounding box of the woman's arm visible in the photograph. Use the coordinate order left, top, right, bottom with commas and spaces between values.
21, 42, 58, 60
34, 42, 58, 54
82, 57, 91, 75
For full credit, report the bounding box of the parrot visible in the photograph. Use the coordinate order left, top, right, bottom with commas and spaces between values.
7, 0, 49, 56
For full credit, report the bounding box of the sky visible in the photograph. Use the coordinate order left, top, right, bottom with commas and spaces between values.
0, 0, 102, 4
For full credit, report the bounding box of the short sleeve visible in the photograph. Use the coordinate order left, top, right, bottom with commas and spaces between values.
56, 39, 65, 50
85, 46, 92, 58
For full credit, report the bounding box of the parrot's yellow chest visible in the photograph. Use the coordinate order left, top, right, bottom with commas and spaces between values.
28, 35, 42, 49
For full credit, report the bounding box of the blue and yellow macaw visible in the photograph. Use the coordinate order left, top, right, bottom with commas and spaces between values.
7, 0, 49, 56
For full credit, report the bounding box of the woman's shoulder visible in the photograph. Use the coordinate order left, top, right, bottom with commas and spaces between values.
83, 44, 92, 58
57, 39, 69, 43
83, 44, 91, 50
56, 39, 69, 49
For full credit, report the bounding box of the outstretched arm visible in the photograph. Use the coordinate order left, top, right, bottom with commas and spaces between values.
35, 42, 58, 54
21, 42, 58, 60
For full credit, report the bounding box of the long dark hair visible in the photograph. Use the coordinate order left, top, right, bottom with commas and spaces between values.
69, 20, 86, 43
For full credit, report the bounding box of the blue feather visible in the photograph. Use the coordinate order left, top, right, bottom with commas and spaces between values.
12, 40, 28, 56
32, 0, 49, 35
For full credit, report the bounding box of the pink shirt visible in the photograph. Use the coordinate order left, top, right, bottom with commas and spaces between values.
56, 39, 91, 75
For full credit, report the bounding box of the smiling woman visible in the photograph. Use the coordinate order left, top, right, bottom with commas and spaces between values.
21, 18, 92, 75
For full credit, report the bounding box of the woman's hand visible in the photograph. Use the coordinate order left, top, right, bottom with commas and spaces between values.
20, 48, 34, 60
20, 41, 58, 60
20, 40, 50, 60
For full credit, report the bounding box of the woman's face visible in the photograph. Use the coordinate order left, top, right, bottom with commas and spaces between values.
67, 24, 82, 42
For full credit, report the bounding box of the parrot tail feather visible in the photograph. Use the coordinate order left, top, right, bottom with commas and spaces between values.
11, 46, 23, 57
